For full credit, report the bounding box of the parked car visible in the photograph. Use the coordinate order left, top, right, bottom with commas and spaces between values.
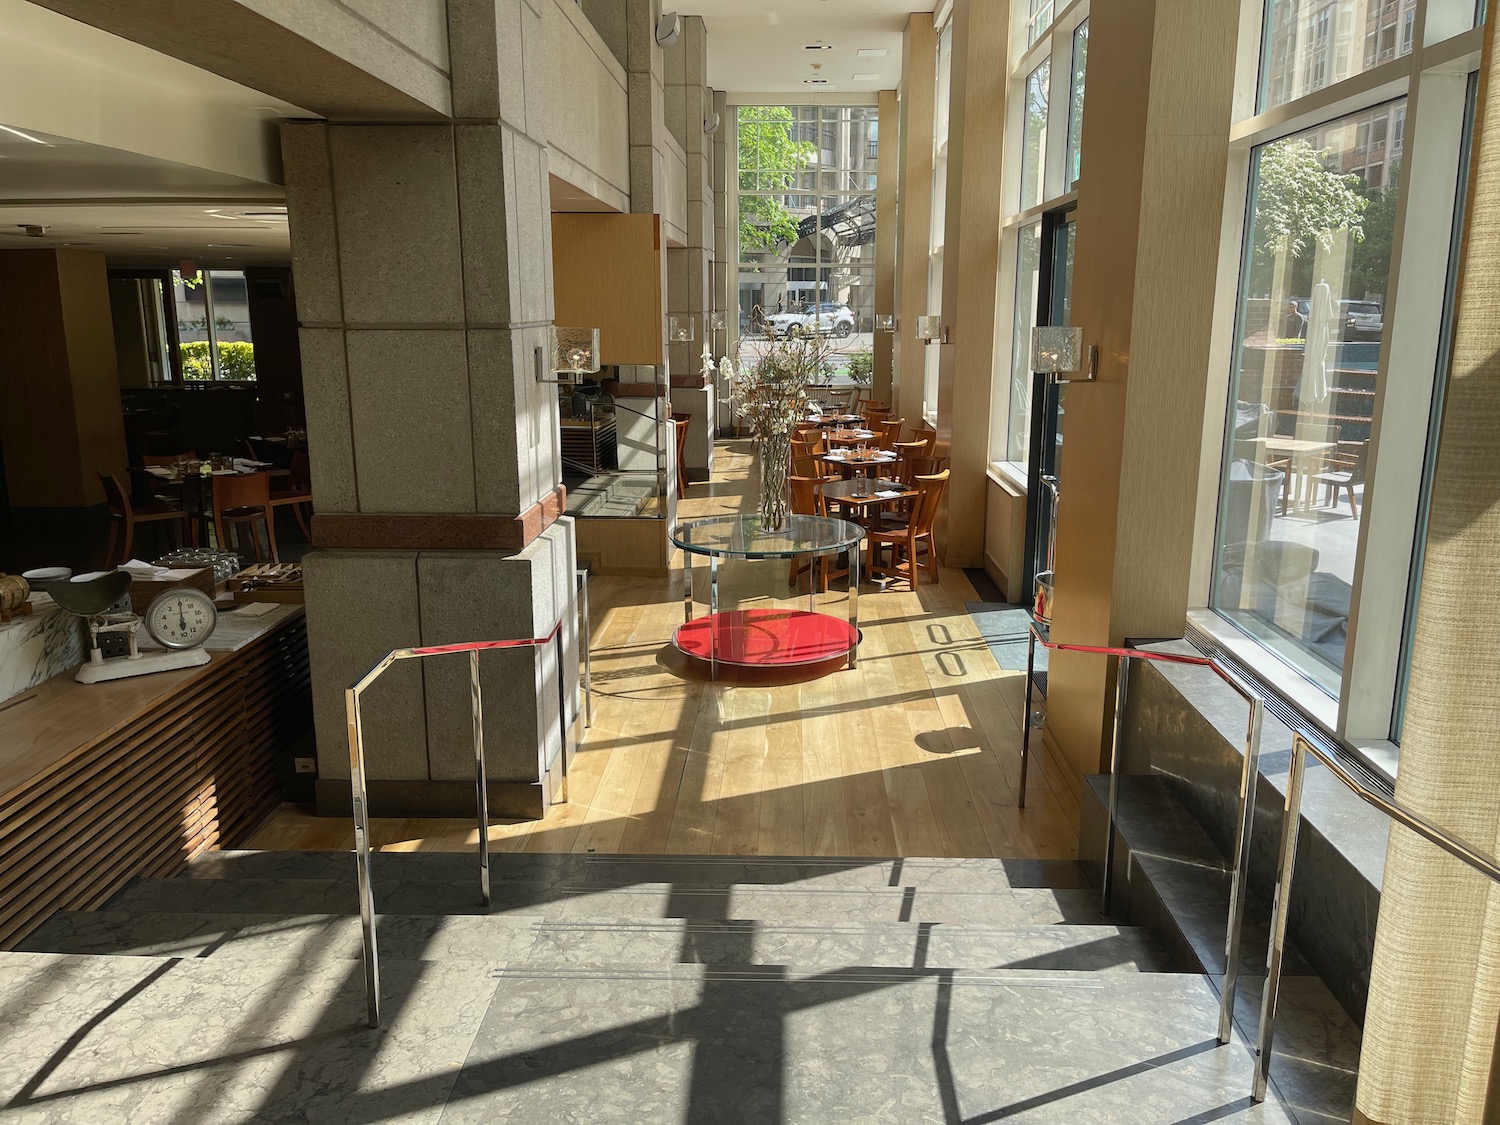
1341, 300, 1383, 340
764, 302, 857, 338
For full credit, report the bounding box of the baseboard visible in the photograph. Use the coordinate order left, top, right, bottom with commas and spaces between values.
315, 778, 545, 821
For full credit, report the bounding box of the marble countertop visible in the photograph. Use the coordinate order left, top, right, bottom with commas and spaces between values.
0, 591, 64, 633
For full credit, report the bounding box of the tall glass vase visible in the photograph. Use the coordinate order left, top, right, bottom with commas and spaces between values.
758, 428, 792, 531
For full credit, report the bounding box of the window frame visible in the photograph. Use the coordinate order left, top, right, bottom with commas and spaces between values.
1189, 0, 1484, 753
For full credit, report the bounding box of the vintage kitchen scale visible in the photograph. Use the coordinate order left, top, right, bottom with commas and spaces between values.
49, 571, 218, 684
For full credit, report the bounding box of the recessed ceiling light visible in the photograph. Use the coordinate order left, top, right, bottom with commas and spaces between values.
803, 79, 832, 85
804, 42, 832, 50
857, 48, 888, 58
853, 73, 879, 81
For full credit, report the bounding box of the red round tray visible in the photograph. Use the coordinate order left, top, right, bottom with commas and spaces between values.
672, 609, 859, 668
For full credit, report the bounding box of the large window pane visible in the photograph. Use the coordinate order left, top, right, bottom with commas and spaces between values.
1021, 58, 1050, 211
1006, 223, 1043, 464
1027, 0, 1055, 45
1211, 101, 1405, 691
172, 269, 256, 381
1260, 0, 1418, 112
1066, 20, 1089, 190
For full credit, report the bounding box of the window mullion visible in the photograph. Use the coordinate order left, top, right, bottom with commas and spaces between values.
202, 271, 221, 381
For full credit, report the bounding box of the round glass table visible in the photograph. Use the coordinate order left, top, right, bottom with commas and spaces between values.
670, 514, 865, 677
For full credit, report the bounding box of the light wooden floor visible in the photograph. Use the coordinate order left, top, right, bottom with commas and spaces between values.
248, 442, 1080, 860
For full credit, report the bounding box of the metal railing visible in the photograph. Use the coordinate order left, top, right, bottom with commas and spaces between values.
1024, 619, 1500, 1105
344, 609, 584, 1029
1252, 730, 1500, 1101
1022, 620, 1264, 1047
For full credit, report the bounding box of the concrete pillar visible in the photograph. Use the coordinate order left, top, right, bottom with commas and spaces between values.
1353, 16, 1500, 1123
873, 90, 899, 409
894, 15, 936, 435
935, 0, 1008, 567
287, 0, 577, 820
714, 90, 738, 435
1045, 0, 1239, 790
663, 15, 715, 481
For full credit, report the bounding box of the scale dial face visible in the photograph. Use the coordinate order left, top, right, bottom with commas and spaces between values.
145, 588, 218, 650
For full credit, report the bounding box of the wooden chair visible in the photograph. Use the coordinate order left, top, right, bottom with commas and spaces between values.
792, 453, 831, 479
1311, 440, 1369, 517
912, 426, 939, 455
671, 413, 692, 497
858, 398, 889, 416
839, 387, 861, 412
868, 470, 949, 589
787, 476, 830, 592
861, 407, 892, 428
100, 472, 192, 567
270, 451, 315, 539
876, 419, 904, 451
212, 472, 279, 563
794, 428, 826, 454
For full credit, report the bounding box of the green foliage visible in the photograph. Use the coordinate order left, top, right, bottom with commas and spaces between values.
180, 340, 256, 381
738, 106, 817, 254
1248, 139, 1368, 299
845, 347, 874, 386
1347, 162, 1400, 301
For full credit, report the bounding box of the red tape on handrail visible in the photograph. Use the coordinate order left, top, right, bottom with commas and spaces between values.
406, 618, 565, 657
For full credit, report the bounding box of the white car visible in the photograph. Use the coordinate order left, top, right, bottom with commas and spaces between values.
764, 302, 857, 339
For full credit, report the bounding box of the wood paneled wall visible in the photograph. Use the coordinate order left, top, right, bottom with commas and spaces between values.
552, 213, 666, 366
874, 89, 899, 407
1045, 0, 1240, 789
0, 615, 310, 948
0, 249, 128, 508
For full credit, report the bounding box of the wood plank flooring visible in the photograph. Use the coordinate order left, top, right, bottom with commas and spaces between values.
248, 441, 1079, 860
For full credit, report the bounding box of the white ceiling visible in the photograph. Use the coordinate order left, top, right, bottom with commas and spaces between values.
688, 0, 927, 97
0, 199, 291, 266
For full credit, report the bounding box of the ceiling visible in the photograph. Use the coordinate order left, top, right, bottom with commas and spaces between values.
0, 199, 290, 266
686, 0, 927, 97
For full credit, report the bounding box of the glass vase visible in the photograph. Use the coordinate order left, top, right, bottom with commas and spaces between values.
758, 428, 792, 532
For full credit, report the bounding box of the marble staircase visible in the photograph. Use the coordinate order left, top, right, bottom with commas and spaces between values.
1, 850, 1318, 1122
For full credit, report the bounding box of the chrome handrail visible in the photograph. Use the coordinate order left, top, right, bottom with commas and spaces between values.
345, 619, 575, 1029
1252, 731, 1500, 1102
1022, 620, 1265, 1048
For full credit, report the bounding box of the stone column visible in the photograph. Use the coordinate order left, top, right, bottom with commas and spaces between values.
1353, 17, 1500, 1124
287, 0, 577, 820
934, 0, 1007, 567
715, 91, 739, 434
893, 15, 936, 437
664, 15, 715, 481
1042, 0, 1239, 791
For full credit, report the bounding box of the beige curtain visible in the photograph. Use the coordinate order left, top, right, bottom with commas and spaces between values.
1354, 17, 1500, 1125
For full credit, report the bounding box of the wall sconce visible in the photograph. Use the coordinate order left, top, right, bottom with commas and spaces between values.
668, 315, 696, 343
1030, 326, 1097, 383
915, 315, 942, 343
536, 326, 600, 384
876, 314, 898, 333
708, 310, 727, 332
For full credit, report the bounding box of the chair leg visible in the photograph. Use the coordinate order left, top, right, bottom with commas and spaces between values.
120, 518, 135, 567
1347, 484, 1359, 518
294, 502, 313, 540
104, 519, 120, 569
263, 513, 280, 564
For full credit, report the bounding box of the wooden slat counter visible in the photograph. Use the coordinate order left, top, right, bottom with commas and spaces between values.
0, 610, 310, 947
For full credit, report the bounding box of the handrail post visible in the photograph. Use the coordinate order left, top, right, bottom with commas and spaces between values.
577, 568, 593, 728
555, 627, 571, 804
1254, 734, 1309, 1102
1101, 652, 1129, 917
1219, 694, 1264, 1044
1020, 626, 1036, 810
471, 649, 491, 908
346, 685, 380, 1029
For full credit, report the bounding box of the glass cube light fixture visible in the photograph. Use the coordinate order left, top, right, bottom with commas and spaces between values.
668, 315, 696, 343
1030, 326, 1096, 383
551, 327, 601, 376
876, 314, 898, 333
915, 315, 942, 342
708, 310, 727, 332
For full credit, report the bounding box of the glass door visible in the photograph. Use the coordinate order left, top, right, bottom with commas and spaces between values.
1022, 207, 1076, 597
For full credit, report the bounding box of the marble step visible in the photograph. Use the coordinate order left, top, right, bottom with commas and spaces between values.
183, 849, 1091, 895
100, 874, 1111, 927
18, 909, 1168, 972
0, 950, 1296, 1124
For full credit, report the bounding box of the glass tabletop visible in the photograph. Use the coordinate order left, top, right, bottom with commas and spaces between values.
670, 514, 865, 558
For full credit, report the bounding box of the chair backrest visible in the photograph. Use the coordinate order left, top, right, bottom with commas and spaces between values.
913, 427, 939, 455
143, 451, 196, 467
911, 470, 950, 535
288, 450, 312, 492
904, 455, 946, 482
792, 454, 825, 479
99, 472, 131, 517
1350, 439, 1371, 482
212, 471, 272, 513
877, 419, 904, 451
789, 475, 825, 517
840, 388, 861, 412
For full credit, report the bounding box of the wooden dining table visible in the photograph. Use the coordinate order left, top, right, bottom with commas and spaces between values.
820, 448, 899, 478
823, 426, 878, 447
806, 413, 863, 428
1247, 436, 1336, 512
820, 476, 916, 532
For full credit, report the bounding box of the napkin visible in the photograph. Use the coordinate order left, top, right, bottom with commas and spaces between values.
876, 490, 901, 499
144, 465, 172, 478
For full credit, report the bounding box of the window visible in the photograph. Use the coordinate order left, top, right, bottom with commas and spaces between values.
172, 270, 256, 381
736, 105, 878, 352
1261, 0, 1415, 110
1027, 0, 1055, 46
1020, 59, 1050, 212
1006, 223, 1043, 464
925, 21, 954, 422
1067, 21, 1089, 190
